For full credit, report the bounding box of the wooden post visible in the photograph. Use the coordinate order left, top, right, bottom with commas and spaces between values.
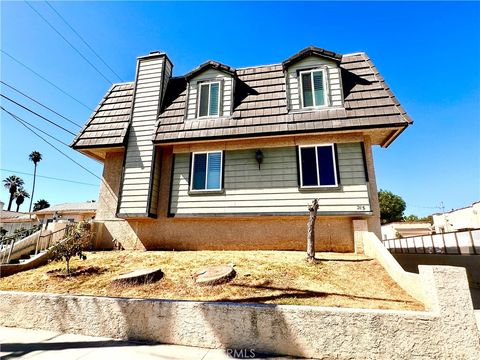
307, 199, 319, 262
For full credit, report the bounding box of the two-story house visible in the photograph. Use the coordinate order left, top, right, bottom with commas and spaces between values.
71, 46, 412, 251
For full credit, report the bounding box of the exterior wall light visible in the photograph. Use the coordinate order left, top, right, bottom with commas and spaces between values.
255, 149, 264, 170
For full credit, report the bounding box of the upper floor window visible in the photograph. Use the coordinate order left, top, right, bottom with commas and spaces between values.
298, 144, 337, 188
190, 151, 223, 191
299, 69, 326, 108
198, 82, 220, 117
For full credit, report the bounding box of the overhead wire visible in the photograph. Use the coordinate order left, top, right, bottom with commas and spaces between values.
0, 106, 71, 147
0, 94, 77, 136
46, 1, 123, 82
1, 107, 101, 180
25, 1, 114, 85
1, 49, 94, 112
0, 168, 97, 187
0, 80, 81, 128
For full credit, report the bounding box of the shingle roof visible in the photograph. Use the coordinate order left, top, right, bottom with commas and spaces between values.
154, 52, 411, 143
71, 83, 134, 149
72, 51, 412, 149
35, 202, 97, 214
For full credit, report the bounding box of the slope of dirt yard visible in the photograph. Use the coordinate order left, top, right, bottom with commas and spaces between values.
0, 251, 424, 311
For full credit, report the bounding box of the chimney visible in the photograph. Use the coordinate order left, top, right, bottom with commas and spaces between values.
117, 51, 173, 218
0, 201, 4, 212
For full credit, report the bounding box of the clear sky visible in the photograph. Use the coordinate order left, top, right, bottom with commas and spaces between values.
1, 1, 479, 216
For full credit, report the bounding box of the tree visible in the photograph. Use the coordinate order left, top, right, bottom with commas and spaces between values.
14, 188, 30, 212
403, 214, 419, 222
378, 190, 406, 224
33, 199, 50, 212
306, 198, 319, 261
48, 222, 92, 274
28, 151, 43, 212
3, 175, 24, 211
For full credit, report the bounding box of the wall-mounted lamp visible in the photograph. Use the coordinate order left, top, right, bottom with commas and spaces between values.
255, 149, 264, 170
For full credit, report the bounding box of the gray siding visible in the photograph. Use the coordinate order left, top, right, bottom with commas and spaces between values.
118, 55, 171, 216
287, 55, 343, 110
186, 69, 234, 119
170, 142, 370, 215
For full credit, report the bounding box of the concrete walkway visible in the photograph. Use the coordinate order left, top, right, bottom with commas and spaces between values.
0, 327, 297, 359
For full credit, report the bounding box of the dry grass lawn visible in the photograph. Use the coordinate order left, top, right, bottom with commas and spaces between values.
0, 251, 424, 311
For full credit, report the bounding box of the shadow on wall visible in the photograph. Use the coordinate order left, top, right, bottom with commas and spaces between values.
198, 302, 304, 357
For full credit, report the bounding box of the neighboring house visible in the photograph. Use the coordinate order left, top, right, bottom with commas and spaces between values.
34, 202, 97, 225
381, 222, 432, 240
433, 201, 480, 233
71, 46, 412, 251
0, 201, 38, 235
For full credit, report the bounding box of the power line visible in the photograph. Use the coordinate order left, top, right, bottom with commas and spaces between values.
2, 108, 101, 180
0, 168, 97, 187
1, 49, 94, 111
25, 1, 114, 85
1, 94, 76, 136
1, 80, 81, 128
0, 106, 71, 147
46, 1, 123, 82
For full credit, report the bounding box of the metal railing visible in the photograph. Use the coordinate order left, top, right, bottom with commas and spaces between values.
0, 225, 42, 264
382, 228, 480, 255
34, 224, 72, 255
0, 224, 73, 265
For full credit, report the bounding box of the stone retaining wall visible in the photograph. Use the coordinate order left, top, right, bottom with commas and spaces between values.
1, 266, 479, 359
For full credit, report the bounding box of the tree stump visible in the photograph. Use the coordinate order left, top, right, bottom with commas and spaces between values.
112, 268, 163, 285
193, 265, 236, 286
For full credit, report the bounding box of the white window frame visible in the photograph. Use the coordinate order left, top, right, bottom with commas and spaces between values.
190, 150, 224, 192
197, 81, 221, 118
299, 68, 328, 109
298, 144, 338, 188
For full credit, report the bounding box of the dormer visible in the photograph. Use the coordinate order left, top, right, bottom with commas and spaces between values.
283, 46, 344, 111
185, 61, 235, 120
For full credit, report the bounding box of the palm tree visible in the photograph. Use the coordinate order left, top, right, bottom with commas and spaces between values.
3, 175, 24, 211
33, 199, 50, 212
28, 151, 43, 212
15, 188, 30, 212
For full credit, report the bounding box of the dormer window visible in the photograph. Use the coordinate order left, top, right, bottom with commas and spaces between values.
198, 81, 220, 118
299, 69, 326, 108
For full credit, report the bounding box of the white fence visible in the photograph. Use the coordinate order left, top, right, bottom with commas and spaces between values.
382, 228, 480, 255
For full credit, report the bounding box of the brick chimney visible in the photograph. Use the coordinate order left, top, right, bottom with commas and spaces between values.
117, 51, 173, 218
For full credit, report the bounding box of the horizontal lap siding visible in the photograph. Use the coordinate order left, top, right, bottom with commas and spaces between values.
170, 143, 370, 215
118, 57, 165, 215
287, 56, 343, 110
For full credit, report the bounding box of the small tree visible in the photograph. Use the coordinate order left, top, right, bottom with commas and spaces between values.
49, 222, 92, 274
307, 199, 319, 262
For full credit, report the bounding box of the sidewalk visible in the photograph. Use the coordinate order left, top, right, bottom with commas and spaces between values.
0, 327, 296, 359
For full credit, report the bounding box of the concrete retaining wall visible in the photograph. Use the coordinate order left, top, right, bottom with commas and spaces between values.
1, 266, 479, 359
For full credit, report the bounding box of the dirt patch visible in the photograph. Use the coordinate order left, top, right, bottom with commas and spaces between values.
46, 266, 104, 278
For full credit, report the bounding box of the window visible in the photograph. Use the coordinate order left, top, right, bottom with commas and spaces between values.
198, 81, 220, 117
191, 151, 223, 191
298, 145, 337, 187
300, 69, 326, 108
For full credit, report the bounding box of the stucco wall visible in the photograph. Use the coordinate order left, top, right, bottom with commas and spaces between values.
0, 266, 478, 359
94, 134, 381, 251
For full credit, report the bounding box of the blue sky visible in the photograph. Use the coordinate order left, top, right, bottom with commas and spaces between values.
1, 1, 479, 216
